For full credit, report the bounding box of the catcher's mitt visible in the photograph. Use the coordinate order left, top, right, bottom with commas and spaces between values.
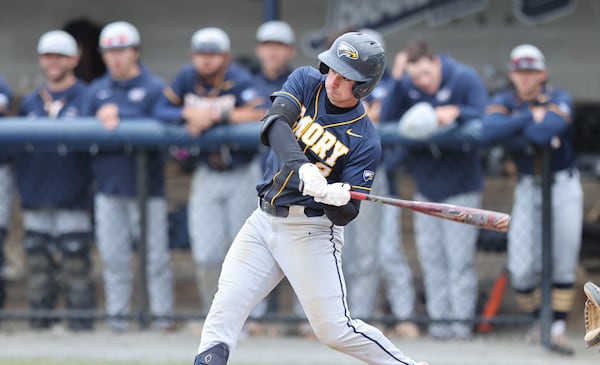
584, 281, 600, 349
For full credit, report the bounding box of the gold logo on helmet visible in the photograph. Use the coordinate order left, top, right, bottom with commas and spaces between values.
337, 41, 359, 60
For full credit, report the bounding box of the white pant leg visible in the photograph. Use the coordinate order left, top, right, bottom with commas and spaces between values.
551, 171, 583, 283
508, 178, 539, 290
94, 194, 133, 324
199, 209, 284, 352
0, 165, 13, 228
343, 197, 381, 319
142, 197, 174, 321
273, 213, 418, 365
441, 192, 480, 337
378, 204, 416, 320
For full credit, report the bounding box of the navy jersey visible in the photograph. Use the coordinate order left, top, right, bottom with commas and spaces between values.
154, 62, 262, 169
482, 85, 575, 174
81, 64, 165, 197
257, 66, 382, 209
379, 55, 486, 201
0, 77, 12, 164
15, 80, 92, 209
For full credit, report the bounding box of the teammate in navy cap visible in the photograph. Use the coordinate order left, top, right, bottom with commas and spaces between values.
481, 43, 582, 355
192, 31, 429, 365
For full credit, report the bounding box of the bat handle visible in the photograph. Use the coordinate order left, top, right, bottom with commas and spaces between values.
349, 191, 367, 201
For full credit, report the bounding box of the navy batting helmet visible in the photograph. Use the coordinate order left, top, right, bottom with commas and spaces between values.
318, 31, 386, 99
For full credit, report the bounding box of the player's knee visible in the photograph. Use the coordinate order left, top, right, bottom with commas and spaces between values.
23, 231, 53, 273
194, 343, 229, 365
58, 232, 92, 277
310, 319, 352, 349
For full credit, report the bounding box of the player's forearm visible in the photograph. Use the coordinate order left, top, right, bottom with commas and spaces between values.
322, 200, 360, 226
267, 119, 309, 171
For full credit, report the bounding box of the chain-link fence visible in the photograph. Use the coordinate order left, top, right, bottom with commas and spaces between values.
0, 118, 594, 350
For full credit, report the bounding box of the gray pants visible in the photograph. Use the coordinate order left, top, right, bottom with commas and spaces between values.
343, 173, 416, 321
414, 191, 481, 339
0, 165, 13, 228
188, 160, 261, 313
508, 169, 583, 289
24, 209, 91, 235
94, 193, 174, 329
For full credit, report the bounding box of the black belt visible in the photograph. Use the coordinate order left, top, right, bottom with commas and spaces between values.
259, 198, 324, 218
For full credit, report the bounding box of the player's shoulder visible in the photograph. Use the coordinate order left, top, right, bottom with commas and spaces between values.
547, 85, 572, 101
227, 62, 254, 81
488, 88, 515, 106
87, 72, 112, 92
282, 66, 324, 93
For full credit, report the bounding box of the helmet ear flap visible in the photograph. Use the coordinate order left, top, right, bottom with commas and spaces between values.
319, 62, 330, 75
352, 81, 368, 99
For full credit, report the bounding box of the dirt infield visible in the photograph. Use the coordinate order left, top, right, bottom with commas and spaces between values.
0, 324, 597, 365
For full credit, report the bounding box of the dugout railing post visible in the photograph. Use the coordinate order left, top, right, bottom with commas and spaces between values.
539, 146, 554, 349
135, 149, 150, 329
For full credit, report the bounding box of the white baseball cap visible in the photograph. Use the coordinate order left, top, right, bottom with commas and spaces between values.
99, 21, 140, 50
509, 44, 546, 71
37, 30, 78, 57
191, 27, 230, 53
256, 20, 295, 45
397, 102, 439, 140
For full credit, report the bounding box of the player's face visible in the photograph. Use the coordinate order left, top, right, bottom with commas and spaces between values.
38, 54, 78, 83
406, 57, 442, 95
325, 69, 358, 108
255, 42, 295, 76
509, 70, 547, 98
192, 52, 229, 79
102, 48, 141, 80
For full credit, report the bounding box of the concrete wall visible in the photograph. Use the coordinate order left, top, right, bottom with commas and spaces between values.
1, 0, 599, 102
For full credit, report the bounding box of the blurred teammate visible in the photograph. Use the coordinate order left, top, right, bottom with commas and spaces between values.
380, 40, 487, 339
481, 44, 582, 354
344, 28, 420, 338
82, 21, 174, 332
15, 30, 95, 330
155, 27, 264, 317
0, 77, 14, 311
192, 31, 428, 365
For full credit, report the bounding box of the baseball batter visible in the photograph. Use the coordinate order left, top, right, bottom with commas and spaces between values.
481, 44, 583, 354
193, 32, 428, 365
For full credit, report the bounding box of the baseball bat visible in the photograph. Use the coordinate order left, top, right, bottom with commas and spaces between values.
349, 191, 510, 232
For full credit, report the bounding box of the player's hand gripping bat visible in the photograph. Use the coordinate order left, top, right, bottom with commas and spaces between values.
350, 191, 510, 232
